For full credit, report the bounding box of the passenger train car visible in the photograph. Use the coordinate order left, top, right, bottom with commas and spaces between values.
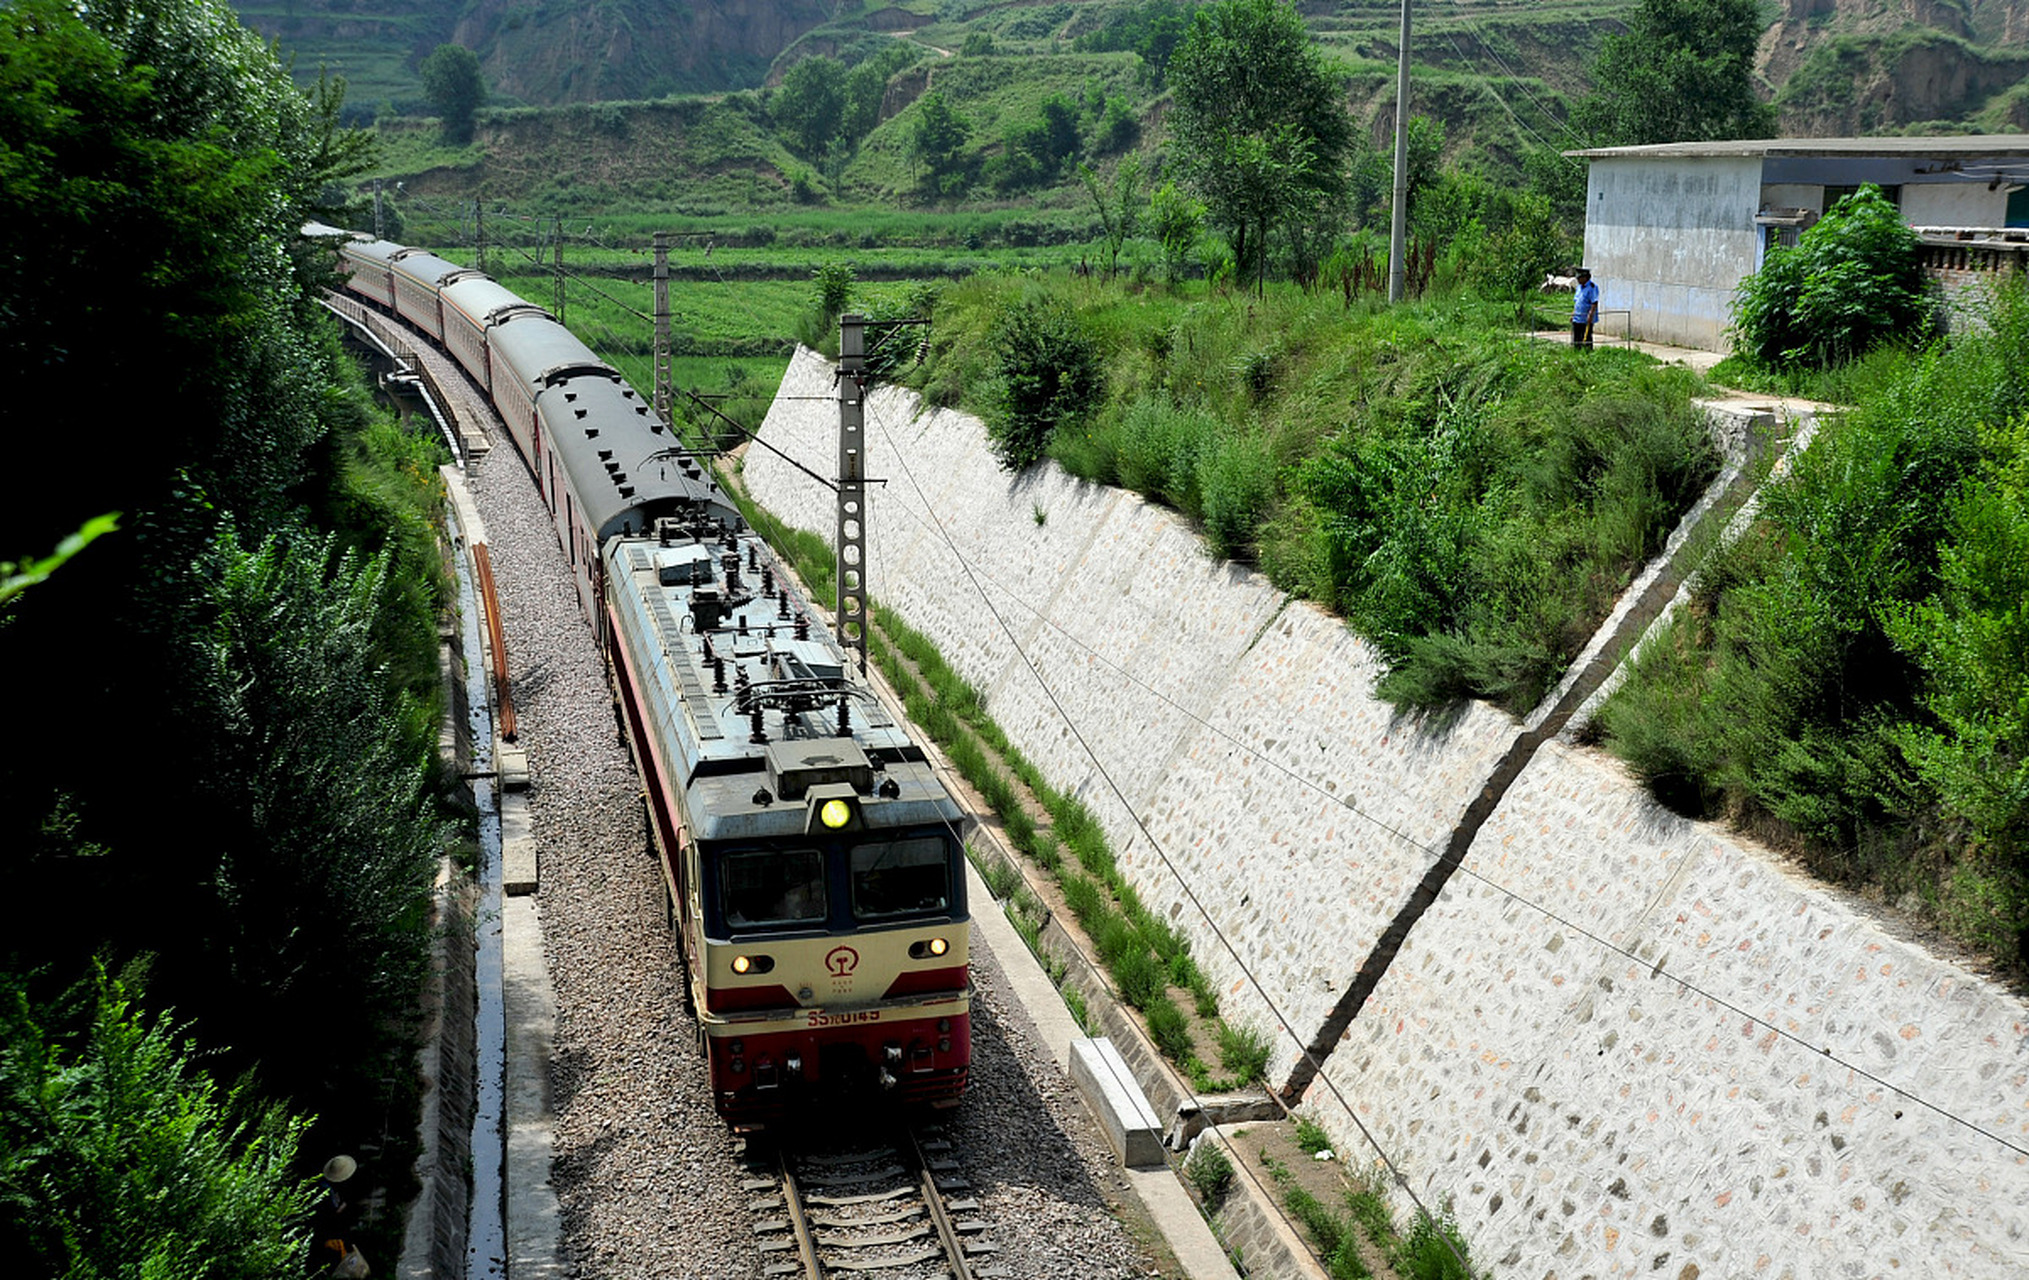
327, 228, 972, 1123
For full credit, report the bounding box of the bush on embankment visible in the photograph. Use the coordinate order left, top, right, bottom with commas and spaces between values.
906, 274, 1717, 715
1598, 279, 2029, 972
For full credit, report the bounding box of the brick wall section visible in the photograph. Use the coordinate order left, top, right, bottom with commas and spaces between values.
744, 348, 2029, 1279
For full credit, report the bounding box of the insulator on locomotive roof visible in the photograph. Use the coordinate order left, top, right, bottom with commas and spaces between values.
795, 613, 810, 640
721, 553, 740, 587
837, 697, 851, 738
761, 565, 774, 594
749, 707, 767, 745
746, 542, 759, 571
776, 589, 789, 621
878, 776, 901, 800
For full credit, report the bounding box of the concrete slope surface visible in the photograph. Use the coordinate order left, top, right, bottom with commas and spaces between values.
744, 346, 2029, 1279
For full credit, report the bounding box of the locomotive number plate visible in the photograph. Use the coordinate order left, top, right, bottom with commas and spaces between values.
805, 1009, 881, 1029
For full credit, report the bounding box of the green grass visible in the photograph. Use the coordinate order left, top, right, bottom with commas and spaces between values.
912, 270, 1717, 715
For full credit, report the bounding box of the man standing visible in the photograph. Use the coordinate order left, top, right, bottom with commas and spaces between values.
1572, 268, 1599, 349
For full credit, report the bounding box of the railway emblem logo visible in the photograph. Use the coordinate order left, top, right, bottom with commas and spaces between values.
825, 946, 860, 977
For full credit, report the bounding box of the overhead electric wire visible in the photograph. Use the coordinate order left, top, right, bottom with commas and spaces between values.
857, 396, 1473, 1275
1438, 1, 1590, 148
841, 391, 2029, 1170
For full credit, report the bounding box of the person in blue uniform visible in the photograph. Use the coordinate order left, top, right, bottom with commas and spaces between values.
1571, 268, 1599, 349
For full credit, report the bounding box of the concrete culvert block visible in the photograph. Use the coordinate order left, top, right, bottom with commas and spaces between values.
1070, 1037, 1165, 1169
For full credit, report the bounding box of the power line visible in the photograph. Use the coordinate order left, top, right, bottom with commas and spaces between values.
1438, 1, 1590, 148
844, 393, 2029, 1170
859, 396, 1475, 1274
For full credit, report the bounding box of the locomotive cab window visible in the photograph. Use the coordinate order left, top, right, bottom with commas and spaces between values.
850, 836, 951, 921
723, 848, 826, 929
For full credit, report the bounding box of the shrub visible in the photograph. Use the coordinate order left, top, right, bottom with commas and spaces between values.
1185, 1142, 1235, 1204
1144, 994, 1193, 1060
1732, 184, 1934, 370
1199, 433, 1277, 560
1114, 945, 1168, 1008
1398, 1211, 1475, 1280
1219, 1023, 1273, 1085
983, 296, 1103, 470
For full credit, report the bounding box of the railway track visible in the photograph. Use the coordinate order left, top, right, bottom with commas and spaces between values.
743, 1123, 1005, 1279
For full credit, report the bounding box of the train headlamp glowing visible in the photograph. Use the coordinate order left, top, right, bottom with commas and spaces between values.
731, 955, 752, 975
927, 937, 949, 957
819, 798, 853, 830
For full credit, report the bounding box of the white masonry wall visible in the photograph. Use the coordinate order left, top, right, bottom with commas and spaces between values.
744, 348, 2029, 1279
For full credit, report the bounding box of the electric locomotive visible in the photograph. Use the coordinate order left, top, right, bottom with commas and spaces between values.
603, 504, 972, 1124
324, 227, 973, 1125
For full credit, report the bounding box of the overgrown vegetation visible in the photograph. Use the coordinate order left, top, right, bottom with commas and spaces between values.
1599, 279, 2029, 971
1731, 185, 1936, 371
1, 0, 449, 1265
911, 273, 1715, 714
1258, 1149, 1481, 1280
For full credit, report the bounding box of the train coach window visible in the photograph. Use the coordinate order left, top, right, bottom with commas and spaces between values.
723, 848, 826, 929
850, 837, 950, 921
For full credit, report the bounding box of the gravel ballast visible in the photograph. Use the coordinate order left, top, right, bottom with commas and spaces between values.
436, 341, 1163, 1278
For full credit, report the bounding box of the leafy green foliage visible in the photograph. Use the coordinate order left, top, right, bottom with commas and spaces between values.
1073, 0, 1201, 86
909, 91, 974, 200
983, 296, 1103, 470
1574, 0, 1775, 146
1080, 154, 1143, 277
420, 44, 484, 143
0, 972, 314, 1278
1603, 281, 2029, 968
772, 55, 846, 158
1185, 1141, 1234, 1203
1148, 181, 1207, 284
0, 4, 441, 1260
1732, 185, 1934, 371
1166, 0, 1351, 289
177, 526, 443, 1103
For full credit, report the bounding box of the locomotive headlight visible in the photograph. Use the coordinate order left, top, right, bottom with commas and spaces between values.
730, 954, 775, 975
908, 937, 951, 960
819, 798, 853, 829
927, 936, 949, 956
731, 955, 752, 975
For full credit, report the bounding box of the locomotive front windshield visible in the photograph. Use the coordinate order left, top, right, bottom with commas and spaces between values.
722, 848, 827, 928
850, 836, 950, 920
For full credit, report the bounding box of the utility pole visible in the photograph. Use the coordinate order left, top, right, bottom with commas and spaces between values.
1387, 0, 1412, 303
835, 314, 869, 675
372, 178, 385, 239
475, 199, 488, 276
653, 232, 672, 431
552, 215, 566, 324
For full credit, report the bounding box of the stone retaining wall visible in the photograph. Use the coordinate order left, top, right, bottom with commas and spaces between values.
745, 347, 2029, 1278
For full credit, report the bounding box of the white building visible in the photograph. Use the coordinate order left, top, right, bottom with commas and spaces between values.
1567, 136, 2029, 350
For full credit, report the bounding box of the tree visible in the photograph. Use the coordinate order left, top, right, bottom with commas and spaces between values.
1081, 155, 1144, 277
772, 55, 845, 158
910, 91, 972, 200
1731, 185, 1933, 369
1575, 0, 1775, 146
419, 43, 483, 143
0, 971, 313, 1277
1166, 0, 1351, 289
983, 298, 1102, 471
1148, 180, 1206, 284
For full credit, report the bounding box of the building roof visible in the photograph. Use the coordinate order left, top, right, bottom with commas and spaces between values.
1565, 135, 2029, 160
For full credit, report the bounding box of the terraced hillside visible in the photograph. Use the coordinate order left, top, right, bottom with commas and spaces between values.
248, 0, 2029, 143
